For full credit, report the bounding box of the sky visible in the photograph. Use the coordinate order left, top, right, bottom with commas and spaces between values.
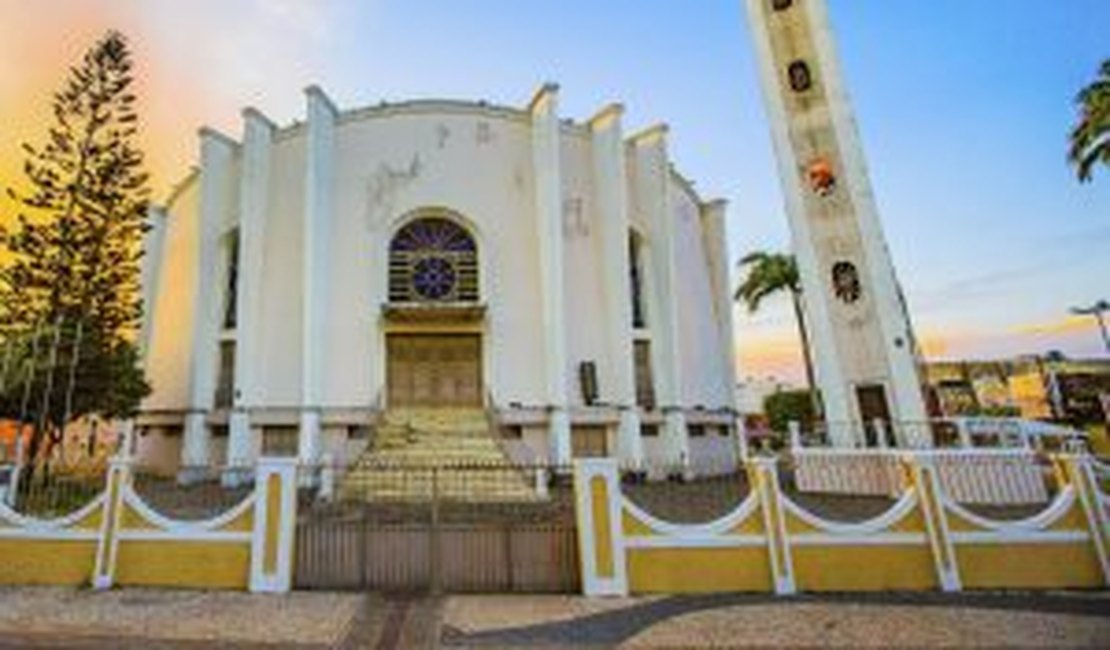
0, 0, 1107, 385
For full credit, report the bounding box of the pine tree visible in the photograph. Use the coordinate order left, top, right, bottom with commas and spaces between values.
0, 30, 151, 470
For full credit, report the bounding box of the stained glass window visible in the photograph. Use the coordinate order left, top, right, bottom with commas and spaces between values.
389, 216, 478, 302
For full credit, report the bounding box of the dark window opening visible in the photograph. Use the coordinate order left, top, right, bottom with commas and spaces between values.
832, 261, 862, 304
629, 233, 647, 328
214, 340, 235, 409
788, 60, 813, 92
634, 340, 656, 409
222, 230, 240, 329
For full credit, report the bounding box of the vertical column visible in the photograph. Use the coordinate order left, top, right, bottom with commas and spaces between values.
530, 84, 571, 465
700, 199, 743, 453
589, 104, 643, 468
573, 458, 628, 596
299, 86, 338, 467
1061, 455, 1110, 584
748, 456, 796, 594
250, 457, 298, 592
139, 206, 168, 359
905, 455, 961, 591
226, 108, 275, 483
182, 128, 238, 478
91, 455, 131, 590
629, 126, 688, 467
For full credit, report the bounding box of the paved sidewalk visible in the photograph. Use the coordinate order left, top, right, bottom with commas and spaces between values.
0, 587, 1106, 648
442, 592, 1110, 648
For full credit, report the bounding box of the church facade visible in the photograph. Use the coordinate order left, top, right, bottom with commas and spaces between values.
136, 84, 739, 474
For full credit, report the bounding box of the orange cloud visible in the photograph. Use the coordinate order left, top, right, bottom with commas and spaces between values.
1009, 315, 1095, 337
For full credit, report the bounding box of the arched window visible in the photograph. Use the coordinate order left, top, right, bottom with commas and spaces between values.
389, 216, 479, 303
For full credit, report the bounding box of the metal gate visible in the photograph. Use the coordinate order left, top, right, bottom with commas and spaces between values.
294, 464, 579, 593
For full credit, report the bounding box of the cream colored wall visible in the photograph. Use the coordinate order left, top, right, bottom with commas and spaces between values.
256, 135, 306, 406
671, 183, 733, 410
142, 181, 199, 411
560, 133, 614, 407
331, 109, 548, 407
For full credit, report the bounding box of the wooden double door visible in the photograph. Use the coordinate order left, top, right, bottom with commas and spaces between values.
387, 334, 482, 408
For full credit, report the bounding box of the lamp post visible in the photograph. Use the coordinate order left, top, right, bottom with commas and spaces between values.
1070, 300, 1110, 354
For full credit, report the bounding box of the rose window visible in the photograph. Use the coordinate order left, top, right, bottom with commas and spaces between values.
412, 257, 457, 300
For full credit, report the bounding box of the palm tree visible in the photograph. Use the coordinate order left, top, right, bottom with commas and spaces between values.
1069, 59, 1110, 183
734, 251, 821, 416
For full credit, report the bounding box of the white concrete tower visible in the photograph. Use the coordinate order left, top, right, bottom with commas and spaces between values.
744, 0, 930, 447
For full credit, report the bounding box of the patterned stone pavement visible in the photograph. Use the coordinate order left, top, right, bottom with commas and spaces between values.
0, 587, 1106, 648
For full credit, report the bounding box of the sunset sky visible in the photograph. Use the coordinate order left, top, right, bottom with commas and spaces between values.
1, 0, 1107, 385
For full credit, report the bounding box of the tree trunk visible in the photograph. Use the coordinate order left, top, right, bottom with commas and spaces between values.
791, 291, 822, 419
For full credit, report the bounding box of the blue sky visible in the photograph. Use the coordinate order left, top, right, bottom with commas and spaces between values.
2, 0, 1108, 382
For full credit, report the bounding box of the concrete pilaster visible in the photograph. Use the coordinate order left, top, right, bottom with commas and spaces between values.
181, 128, 238, 473
530, 83, 571, 465
589, 103, 644, 468
629, 125, 687, 465
299, 85, 338, 466
227, 108, 275, 475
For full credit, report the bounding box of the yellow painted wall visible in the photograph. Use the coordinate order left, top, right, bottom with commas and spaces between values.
792, 545, 937, 591
114, 541, 250, 589
0, 539, 96, 585
956, 542, 1103, 589
628, 547, 772, 593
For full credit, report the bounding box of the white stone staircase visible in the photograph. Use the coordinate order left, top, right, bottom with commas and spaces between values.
340, 408, 541, 502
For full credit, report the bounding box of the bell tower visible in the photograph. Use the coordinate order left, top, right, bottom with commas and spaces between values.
744, 0, 930, 447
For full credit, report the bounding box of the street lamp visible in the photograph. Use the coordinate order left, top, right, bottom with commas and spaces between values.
1070, 300, 1110, 354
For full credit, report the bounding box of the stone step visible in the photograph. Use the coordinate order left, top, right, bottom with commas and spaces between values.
339, 407, 536, 503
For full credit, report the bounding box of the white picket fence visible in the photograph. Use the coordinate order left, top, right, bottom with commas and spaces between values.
791, 447, 1049, 504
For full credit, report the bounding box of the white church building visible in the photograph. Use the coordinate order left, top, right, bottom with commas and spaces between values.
135, 84, 740, 475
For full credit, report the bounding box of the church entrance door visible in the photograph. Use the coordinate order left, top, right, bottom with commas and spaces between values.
387, 334, 482, 408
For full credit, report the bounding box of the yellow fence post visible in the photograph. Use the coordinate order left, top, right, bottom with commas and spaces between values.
749, 456, 794, 594
904, 454, 961, 592
573, 458, 627, 596
1057, 454, 1109, 585
91, 454, 131, 590
249, 457, 297, 593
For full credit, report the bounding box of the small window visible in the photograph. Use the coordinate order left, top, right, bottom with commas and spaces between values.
222, 230, 240, 329
262, 426, 299, 457
788, 60, 812, 93
634, 341, 656, 409
629, 233, 647, 329
831, 261, 862, 304
688, 424, 707, 438
640, 424, 659, 438
214, 341, 235, 409
771, 0, 793, 10
499, 425, 523, 440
